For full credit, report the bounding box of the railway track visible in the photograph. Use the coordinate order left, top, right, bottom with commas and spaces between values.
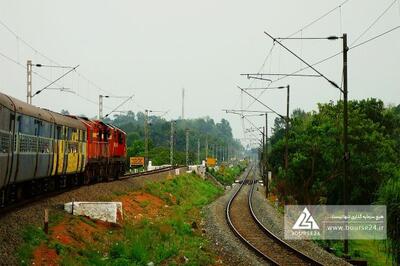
0, 166, 180, 216
226, 166, 323, 266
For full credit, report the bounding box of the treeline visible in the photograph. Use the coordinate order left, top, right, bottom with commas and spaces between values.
268, 98, 399, 263
104, 112, 242, 165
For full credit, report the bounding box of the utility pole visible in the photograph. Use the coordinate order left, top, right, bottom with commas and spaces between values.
205, 136, 208, 159
99, 95, 104, 119
285, 85, 290, 179
27, 60, 32, 104
170, 120, 174, 166
182, 88, 185, 119
144, 109, 149, 170
185, 128, 189, 166
343, 33, 349, 257
262, 126, 265, 178
197, 139, 200, 164
265, 113, 269, 197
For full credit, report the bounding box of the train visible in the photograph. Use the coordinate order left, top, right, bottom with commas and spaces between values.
0, 91, 127, 207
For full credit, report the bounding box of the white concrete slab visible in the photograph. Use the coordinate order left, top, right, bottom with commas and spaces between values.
64, 202, 123, 224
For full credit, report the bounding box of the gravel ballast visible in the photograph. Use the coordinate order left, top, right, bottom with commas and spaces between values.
251, 183, 351, 266
203, 184, 268, 266
203, 166, 351, 266
203, 168, 268, 266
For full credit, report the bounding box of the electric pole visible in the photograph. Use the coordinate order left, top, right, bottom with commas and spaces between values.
182, 88, 185, 119
205, 136, 208, 159
285, 85, 290, 178
99, 95, 104, 119
170, 120, 175, 166
343, 33, 349, 257
197, 139, 200, 164
265, 112, 269, 197
144, 109, 149, 170
185, 128, 189, 166
27, 60, 32, 104
262, 126, 265, 179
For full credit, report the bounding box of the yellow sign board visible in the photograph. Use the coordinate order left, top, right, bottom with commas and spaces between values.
130, 156, 145, 166
206, 157, 217, 167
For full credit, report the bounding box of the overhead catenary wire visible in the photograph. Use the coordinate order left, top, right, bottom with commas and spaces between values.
350, 0, 398, 46
246, 23, 400, 110
243, 1, 351, 110
0, 18, 114, 96
349, 25, 400, 50
285, 0, 351, 38
0, 50, 113, 108
265, 24, 400, 86
238, 86, 284, 118
104, 94, 134, 118
264, 31, 341, 89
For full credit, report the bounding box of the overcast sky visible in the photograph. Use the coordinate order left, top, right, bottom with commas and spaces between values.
0, 0, 399, 146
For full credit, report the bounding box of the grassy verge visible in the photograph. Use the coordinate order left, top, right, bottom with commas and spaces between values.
316, 239, 392, 265
18, 173, 223, 265
18, 225, 48, 266
208, 163, 246, 186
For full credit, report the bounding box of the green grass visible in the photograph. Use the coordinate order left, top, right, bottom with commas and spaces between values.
315, 239, 392, 265
17, 225, 48, 266
56, 173, 223, 265
208, 164, 245, 186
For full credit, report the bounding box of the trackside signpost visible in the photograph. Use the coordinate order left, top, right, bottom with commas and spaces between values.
130, 156, 145, 167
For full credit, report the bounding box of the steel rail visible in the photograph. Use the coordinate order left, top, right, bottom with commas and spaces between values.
226, 165, 280, 265
248, 170, 323, 265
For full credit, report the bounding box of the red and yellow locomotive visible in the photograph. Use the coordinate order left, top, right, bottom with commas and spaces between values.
0, 91, 127, 206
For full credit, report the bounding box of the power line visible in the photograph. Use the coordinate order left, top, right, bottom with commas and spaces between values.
350, 25, 400, 50
0, 18, 114, 96
244, 1, 351, 110
104, 94, 134, 118
264, 31, 341, 89
351, 0, 398, 46
0, 50, 109, 108
245, 24, 400, 110
286, 0, 351, 38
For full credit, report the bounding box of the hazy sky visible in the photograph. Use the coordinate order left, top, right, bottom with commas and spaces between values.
0, 0, 399, 146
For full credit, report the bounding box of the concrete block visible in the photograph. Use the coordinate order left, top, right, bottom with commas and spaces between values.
64, 202, 123, 224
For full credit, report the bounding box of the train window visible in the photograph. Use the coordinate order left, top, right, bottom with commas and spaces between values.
38, 138, 51, 153
18, 115, 35, 135
68, 142, 78, 153
0, 130, 10, 153
0, 105, 8, 131
56, 126, 62, 139
40, 121, 51, 138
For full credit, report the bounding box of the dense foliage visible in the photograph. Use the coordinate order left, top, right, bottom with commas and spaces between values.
104, 112, 242, 165
268, 99, 400, 263
208, 161, 247, 186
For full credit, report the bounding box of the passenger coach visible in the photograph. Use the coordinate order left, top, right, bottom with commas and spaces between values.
0, 91, 127, 207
